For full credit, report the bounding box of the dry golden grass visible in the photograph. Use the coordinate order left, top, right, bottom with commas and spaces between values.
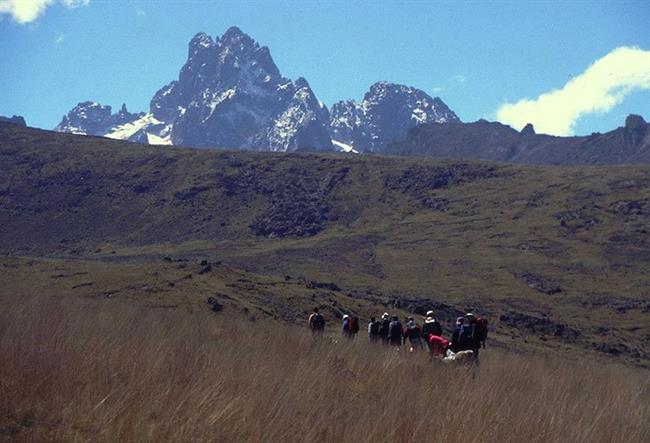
1, 296, 648, 442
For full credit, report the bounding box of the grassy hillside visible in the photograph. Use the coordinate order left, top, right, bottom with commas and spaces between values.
1, 123, 649, 366
1, 295, 648, 442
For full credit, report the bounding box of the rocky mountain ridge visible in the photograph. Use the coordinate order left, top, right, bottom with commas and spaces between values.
386, 114, 650, 165
330, 82, 459, 153
54, 27, 455, 154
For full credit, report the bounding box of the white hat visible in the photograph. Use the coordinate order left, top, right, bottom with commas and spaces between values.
426, 310, 434, 317
343, 314, 349, 319
382, 312, 389, 320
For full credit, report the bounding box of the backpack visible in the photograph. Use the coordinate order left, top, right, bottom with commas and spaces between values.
312, 313, 325, 330
457, 324, 474, 350
349, 316, 360, 334
476, 317, 488, 346
422, 320, 442, 338
369, 321, 381, 336
388, 321, 403, 340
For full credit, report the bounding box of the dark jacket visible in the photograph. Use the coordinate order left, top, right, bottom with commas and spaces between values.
422, 320, 443, 339
379, 319, 391, 341
388, 320, 403, 344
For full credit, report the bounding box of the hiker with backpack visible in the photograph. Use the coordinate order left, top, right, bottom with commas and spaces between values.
403, 316, 424, 352
308, 307, 325, 334
388, 315, 403, 347
349, 316, 360, 338
367, 316, 381, 341
452, 313, 483, 358
422, 311, 443, 350
475, 316, 488, 348
450, 316, 465, 352
342, 314, 351, 338
379, 312, 391, 344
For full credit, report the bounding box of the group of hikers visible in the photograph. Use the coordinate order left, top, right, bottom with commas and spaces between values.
307, 308, 488, 362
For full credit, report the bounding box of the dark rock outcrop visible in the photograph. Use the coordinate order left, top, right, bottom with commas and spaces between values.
0, 115, 26, 126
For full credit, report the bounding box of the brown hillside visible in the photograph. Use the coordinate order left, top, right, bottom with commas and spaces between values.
1, 123, 649, 366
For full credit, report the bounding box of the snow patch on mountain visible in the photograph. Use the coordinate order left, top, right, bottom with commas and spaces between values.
332, 139, 359, 154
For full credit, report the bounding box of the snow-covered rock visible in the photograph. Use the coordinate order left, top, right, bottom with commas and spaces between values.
330, 82, 460, 153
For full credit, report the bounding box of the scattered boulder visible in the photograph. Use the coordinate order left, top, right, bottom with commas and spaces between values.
609, 199, 649, 216
513, 272, 562, 295
500, 311, 579, 340
556, 208, 599, 231
206, 296, 224, 312
304, 280, 341, 291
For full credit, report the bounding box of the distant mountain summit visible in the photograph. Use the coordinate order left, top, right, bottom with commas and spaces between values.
55, 27, 333, 152
149, 27, 332, 151
330, 82, 459, 153
54, 27, 461, 153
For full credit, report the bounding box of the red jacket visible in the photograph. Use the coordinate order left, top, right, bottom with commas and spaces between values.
428, 335, 450, 356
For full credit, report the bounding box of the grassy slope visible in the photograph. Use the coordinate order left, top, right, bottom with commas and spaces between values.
1, 123, 649, 366
1, 295, 648, 441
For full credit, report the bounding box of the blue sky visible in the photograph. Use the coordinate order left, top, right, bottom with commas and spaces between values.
1, 0, 649, 135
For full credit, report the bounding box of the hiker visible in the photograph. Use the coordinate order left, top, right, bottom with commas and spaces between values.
428, 334, 450, 359
307, 307, 325, 333
452, 313, 482, 358
476, 316, 489, 348
388, 315, 403, 347
422, 310, 443, 352
367, 316, 381, 341
450, 316, 465, 352
464, 313, 483, 357
403, 316, 424, 351
379, 312, 391, 343
349, 316, 360, 338
342, 315, 351, 337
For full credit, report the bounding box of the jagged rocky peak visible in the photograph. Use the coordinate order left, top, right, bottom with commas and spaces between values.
330, 81, 459, 153
188, 32, 215, 55
521, 123, 536, 136
54, 101, 146, 138
55, 101, 114, 135
150, 27, 332, 151
623, 114, 647, 146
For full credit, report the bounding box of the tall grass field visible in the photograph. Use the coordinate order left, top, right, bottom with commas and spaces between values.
1, 296, 648, 442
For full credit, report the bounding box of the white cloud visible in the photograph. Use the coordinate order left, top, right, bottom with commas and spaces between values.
54, 32, 64, 44
496, 46, 650, 136
135, 7, 146, 17
450, 74, 466, 83
431, 86, 444, 93
0, 0, 89, 24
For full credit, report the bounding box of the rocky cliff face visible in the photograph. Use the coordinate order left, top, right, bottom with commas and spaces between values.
55, 27, 333, 152
149, 28, 332, 151
330, 82, 459, 153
